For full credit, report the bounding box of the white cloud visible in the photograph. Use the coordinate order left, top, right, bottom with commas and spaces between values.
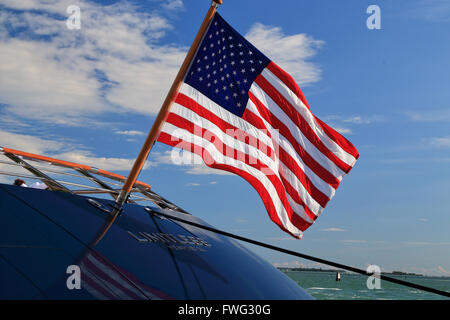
405, 0, 450, 22
0, 0, 186, 125
404, 109, 450, 122
101, 54, 184, 114
245, 23, 323, 86
430, 137, 450, 148
0, 1, 330, 180
0, 0, 69, 13
0, 129, 152, 172
0, 39, 108, 124
152, 150, 176, 165
0, 129, 66, 154
0, 129, 68, 184
268, 237, 297, 241
402, 241, 450, 246
185, 164, 234, 176
0, 0, 326, 129
323, 115, 384, 125
185, 182, 200, 187
0, 128, 151, 185
152, 150, 234, 175
56, 150, 152, 172
343, 116, 373, 124
115, 130, 146, 136
341, 239, 367, 244
379, 157, 450, 164
332, 127, 352, 135
162, 0, 184, 11
317, 114, 384, 136
320, 227, 346, 232
403, 242, 434, 246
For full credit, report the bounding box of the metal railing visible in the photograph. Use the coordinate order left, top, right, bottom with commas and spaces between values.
0, 146, 187, 213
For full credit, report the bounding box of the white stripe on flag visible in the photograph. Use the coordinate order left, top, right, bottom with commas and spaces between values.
173, 84, 329, 216
261, 68, 357, 167
170, 102, 279, 174
168, 101, 323, 216
249, 82, 346, 180
160, 121, 304, 238
245, 98, 338, 197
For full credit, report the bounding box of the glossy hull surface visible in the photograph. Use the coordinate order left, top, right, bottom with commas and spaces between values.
0, 183, 312, 300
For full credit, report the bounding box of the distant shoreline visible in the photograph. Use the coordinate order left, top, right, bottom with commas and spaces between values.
276, 267, 449, 278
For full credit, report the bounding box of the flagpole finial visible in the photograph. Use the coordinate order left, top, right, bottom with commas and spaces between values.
212, 0, 223, 6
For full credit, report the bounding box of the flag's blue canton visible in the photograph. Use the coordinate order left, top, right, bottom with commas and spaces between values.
184, 13, 270, 117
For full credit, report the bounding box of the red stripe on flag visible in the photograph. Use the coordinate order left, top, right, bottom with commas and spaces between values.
248, 91, 341, 189
246, 108, 332, 205
279, 173, 319, 221
158, 131, 311, 235
255, 74, 353, 173
314, 117, 360, 163
244, 108, 334, 208
267, 62, 359, 160
166, 110, 327, 214
165, 112, 274, 174
267, 62, 312, 111
175, 93, 276, 161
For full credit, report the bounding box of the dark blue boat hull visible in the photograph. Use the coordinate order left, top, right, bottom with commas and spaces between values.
0, 183, 312, 299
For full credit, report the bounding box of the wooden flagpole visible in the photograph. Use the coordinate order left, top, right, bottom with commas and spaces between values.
112, 0, 223, 214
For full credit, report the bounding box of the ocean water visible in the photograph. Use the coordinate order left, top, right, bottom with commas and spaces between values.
283, 271, 450, 300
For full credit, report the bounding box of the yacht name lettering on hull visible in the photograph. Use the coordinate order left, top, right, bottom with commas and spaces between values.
127, 231, 211, 252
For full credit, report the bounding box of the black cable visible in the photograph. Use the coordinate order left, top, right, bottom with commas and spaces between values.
151, 209, 450, 298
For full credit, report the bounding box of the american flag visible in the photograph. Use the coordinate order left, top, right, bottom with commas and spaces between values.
157, 13, 359, 239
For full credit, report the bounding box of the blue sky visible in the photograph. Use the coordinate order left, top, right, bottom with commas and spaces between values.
0, 0, 449, 276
